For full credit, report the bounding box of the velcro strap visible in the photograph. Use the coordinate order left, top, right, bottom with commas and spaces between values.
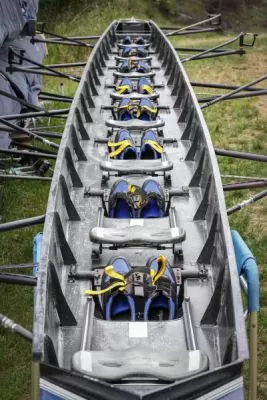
144, 140, 163, 154
141, 84, 154, 94
116, 84, 131, 94
136, 104, 157, 118
108, 140, 132, 158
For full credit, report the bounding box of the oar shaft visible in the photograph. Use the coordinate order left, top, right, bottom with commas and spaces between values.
0, 313, 32, 341
227, 189, 267, 215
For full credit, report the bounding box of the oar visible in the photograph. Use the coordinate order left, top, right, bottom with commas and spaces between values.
0, 118, 60, 150
227, 188, 267, 215
0, 313, 32, 341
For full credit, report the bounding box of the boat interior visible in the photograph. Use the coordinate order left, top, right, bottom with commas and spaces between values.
34, 19, 247, 399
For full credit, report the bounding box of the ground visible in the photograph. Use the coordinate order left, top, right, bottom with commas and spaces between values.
0, 8, 267, 400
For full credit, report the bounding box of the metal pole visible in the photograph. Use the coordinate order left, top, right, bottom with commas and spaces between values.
249, 311, 258, 400
32, 37, 94, 48
176, 47, 232, 53
39, 94, 72, 103
10, 49, 81, 82
182, 33, 243, 62
41, 29, 95, 48
166, 14, 221, 36
0, 108, 69, 121
11, 139, 57, 155
10, 141, 57, 155
0, 126, 62, 139
41, 91, 73, 100
31, 362, 40, 400
191, 81, 266, 92
0, 174, 52, 181
0, 273, 37, 286
223, 181, 267, 191
38, 35, 100, 41
227, 189, 267, 215
31, 131, 62, 139
0, 313, 32, 341
0, 89, 42, 111
0, 214, 45, 232
199, 89, 267, 103
0, 263, 36, 270
168, 27, 220, 36
201, 74, 267, 109
0, 118, 60, 150
0, 148, 57, 160
183, 297, 198, 351
182, 49, 245, 62
215, 148, 267, 162
8, 65, 81, 81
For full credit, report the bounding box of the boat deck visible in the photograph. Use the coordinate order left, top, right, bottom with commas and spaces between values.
34, 19, 247, 399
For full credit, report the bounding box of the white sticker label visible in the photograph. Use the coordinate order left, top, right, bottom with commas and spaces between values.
80, 352, 92, 372
130, 219, 144, 226
129, 322, 148, 338
96, 227, 104, 238
171, 227, 179, 238
188, 350, 200, 371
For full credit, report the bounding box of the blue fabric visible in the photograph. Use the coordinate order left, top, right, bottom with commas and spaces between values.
141, 180, 164, 218
137, 60, 149, 72
218, 386, 244, 400
113, 199, 131, 218
121, 47, 146, 58
138, 77, 151, 93
104, 257, 135, 320
109, 180, 131, 218
136, 36, 145, 45
144, 294, 175, 321
119, 78, 133, 92
115, 130, 137, 160
144, 256, 176, 320
119, 60, 149, 73
119, 60, 130, 72
121, 36, 145, 45
139, 98, 155, 121
122, 36, 131, 45
231, 230, 260, 312
143, 179, 160, 193
139, 113, 151, 121
140, 98, 153, 107
118, 98, 133, 121
136, 46, 147, 57
121, 46, 132, 57
140, 130, 160, 160
33, 232, 42, 275
40, 389, 64, 400
106, 294, 135, 321
141, 199, 161, 218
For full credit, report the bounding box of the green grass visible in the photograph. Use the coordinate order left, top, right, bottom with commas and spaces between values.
0, 3, 267, 398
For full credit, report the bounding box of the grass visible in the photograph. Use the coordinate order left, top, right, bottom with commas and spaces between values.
0, 3, 267, 398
